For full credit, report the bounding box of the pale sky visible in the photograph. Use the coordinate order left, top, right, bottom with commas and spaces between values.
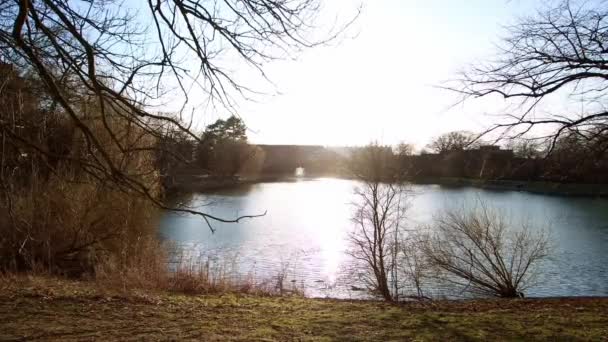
172, 0, 546, 148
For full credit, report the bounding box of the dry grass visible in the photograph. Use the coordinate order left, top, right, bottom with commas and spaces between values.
1, 276, 607, 341
0, 111, 163, 277
165, 250, 304, 296
0, 175, 166, 279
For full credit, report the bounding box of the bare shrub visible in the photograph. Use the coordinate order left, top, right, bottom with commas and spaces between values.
0, 173, 166, 277
398, 235, 431, 300
272, 252, 303, 296
0, 101, 165, 282
423, 204, 551, 298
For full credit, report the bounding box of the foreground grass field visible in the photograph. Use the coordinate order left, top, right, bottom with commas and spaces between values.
1, 277, 607, 341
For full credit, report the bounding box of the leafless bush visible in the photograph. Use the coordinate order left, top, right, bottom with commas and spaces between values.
0, 102, 164, 281
0, 172, 166, 274
397, 234, 431, 300
272, 252, 304, 296
423, 204, 551, 298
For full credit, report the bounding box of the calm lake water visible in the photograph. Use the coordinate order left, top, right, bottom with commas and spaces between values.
159, 178, 608, 299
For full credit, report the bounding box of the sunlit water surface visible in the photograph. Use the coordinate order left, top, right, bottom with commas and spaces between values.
159, 178, 608, 299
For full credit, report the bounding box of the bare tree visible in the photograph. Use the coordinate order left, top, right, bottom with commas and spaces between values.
541, 131, 608, 182
427, 131, 478, 154
451, 0, 608, 154
508, 139, 543, 159
347, 143, 400, 182
422, 204, 550, 298
0, 0, 356, 230
347, 143, 425, 301
348, 178, 409, 301
394, 142, 415, 157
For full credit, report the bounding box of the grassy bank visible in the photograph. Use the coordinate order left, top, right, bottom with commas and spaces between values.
1, 277, 607, 341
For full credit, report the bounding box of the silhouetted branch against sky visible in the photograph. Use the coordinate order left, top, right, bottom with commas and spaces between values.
0, 0, 356, 229
447, 0, 608, 154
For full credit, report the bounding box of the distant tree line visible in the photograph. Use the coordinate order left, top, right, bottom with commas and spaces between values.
401, 131, 608, 184
159, 127, 608, 185
157, 115, 265, 189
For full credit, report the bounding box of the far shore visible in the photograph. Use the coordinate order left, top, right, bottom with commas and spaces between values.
412, 177, 608, 198
166, 174, 608, 198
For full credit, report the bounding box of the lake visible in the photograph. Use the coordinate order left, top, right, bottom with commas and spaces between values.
159, 178, 608, 299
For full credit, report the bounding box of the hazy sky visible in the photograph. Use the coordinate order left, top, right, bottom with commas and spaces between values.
187, 0, 542, 148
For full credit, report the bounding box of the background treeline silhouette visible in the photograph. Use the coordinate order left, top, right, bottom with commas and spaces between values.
162, 126, 608, 184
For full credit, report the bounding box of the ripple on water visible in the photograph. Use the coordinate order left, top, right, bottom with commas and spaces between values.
160, 179, 608, 298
